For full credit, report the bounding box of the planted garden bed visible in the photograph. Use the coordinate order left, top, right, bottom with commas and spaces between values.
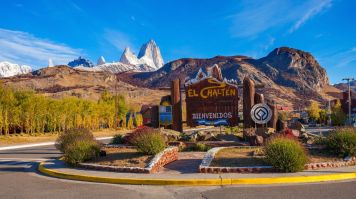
79, 146, 179, 173
200, 146, 356, 173
87, 147, 153, 168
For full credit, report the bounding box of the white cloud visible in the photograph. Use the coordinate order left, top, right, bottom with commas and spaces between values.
318, 48, 356, 69
289, 0, 332, 33
103, 29, 135, 51
0, 28, 82, 68
229, 0, 332, 37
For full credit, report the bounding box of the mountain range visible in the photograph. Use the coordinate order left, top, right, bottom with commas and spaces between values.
0, 61, 32, 77
72, 40, 164, 73
118, 47, 339, 108
0, 41, 343, 108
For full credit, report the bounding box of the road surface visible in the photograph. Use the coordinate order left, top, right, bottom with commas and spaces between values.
0, 139, 355, 199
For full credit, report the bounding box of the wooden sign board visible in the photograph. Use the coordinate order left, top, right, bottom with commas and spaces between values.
185, 77, 239, 127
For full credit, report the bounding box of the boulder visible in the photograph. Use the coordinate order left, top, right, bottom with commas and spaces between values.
291, 129, 300, 137
290, 121, 305, 132
256, 136, 264, 146
159, 128, 181, 142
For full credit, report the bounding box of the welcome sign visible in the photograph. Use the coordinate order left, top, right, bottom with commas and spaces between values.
185, 69, 239, 127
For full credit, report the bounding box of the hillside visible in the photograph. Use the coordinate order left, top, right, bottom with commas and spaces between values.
334, 80, 356, 92
118, 47, 339, 108
0, 66, 168, 106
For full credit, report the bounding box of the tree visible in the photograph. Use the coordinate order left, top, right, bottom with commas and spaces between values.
127, 115, 134, 129
331, 100, 346, 126
318, 109, 327, 125
278, 111, 289, 121
308, 100, 320, 122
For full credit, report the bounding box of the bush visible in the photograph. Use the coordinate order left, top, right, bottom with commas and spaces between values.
111, 134, 124, 144
124, 126, 155, 145
64, 140, 100, 166
282, 128, 297, 139
134, 131, 166, 155
264, 136, 307, 172
56, 128, 94, 153
195, 143, 211, 152
325, 128, 356, 157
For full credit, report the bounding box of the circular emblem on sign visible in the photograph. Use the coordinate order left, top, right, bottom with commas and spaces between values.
250, 103, 272, 124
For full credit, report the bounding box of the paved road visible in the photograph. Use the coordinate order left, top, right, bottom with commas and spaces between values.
0, 141, 355, 199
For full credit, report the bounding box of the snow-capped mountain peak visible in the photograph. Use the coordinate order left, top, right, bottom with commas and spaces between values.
120, 47, 140, 65
68, 56, 94, 68
97, 56, 106, 66
48, 59, 54, 67
138, 39, 164, 69
0, 61, 32, 77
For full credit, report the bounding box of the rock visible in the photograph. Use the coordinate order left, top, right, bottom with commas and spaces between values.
256, 136, 264, 145
290, 121, 305, 132
306, 138, 314, 145
291, 129, 300, 137
159, 128, 181, 142
301, 132, 309, 139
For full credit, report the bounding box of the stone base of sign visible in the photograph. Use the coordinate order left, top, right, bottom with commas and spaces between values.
79, 146, 178, 174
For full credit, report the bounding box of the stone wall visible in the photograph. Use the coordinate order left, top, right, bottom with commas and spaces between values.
79, 146, 179, 174
148, 147, 179, 173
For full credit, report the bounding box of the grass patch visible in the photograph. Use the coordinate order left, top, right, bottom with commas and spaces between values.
307, 148, 343, 163
210, 147, 344, 168
0, 129, 130, 146
210, 148, 268, 167
88, 147, 153, 168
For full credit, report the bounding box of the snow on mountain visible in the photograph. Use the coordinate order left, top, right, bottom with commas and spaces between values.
119, 40, 164, 70
48, 59, 54, 67
73, 40, 164, 74
138, 40, 164, 69
97, 56, 106, 66
68, 56, 94, 68
0, 61, 32, 77
120, 47, 140, 66
75, 61, 156, 73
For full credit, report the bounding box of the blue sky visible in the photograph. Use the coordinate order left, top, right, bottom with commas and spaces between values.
0, 0, 355, 83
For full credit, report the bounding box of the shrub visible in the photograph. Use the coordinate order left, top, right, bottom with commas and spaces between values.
55, 128, 94, 153
134, 131, 166, 155
64, 140, 100, 166
195, 143, 211, 152
111, 134, 124, 144
264, 136, 307, 172
325, 128, 356, 157
124, 126, 156, 145
282, 128, 297, 139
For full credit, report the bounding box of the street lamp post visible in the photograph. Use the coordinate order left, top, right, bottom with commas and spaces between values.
342, 78, 354, 125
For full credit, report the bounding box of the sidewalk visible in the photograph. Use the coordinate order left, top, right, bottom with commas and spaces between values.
0, 136, 113, 151
39, 159, 356, 186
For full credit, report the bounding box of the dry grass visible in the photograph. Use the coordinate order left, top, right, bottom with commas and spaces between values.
307, 148, 342, 163
0, 129, 130, 146
210, 147, 344, 167
88, 147, 153, 168
210, 148, 268, 167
